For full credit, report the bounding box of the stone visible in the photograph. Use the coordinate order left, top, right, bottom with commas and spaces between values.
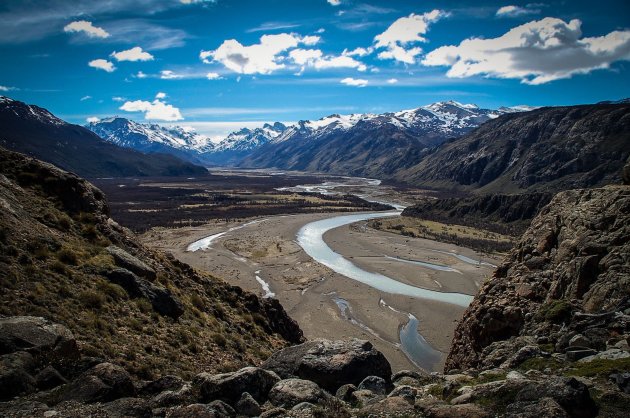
417, 400, 492, 418
358, 396, 415, 416
335, 383, 356, 402
102, 397, 152, 418
569, 334, 591, 348
193, 366, 280, 404
138, 374, 185, 396
387, 385, 417, 404
502, 345, 541, 368
60, 362, 135, 403
103, 268, 183, 319
168, 403, 226, 418
357, 375, 390, 395
207, 400, 236, 417
566, 349, 597, 361
105, 245, 156, 279
151, 383, 193, 408
34, 366, 68, 390
609, 373, 630, 394
292, 401, 316, 411
515, 377, 598, 418
505, 397, 568, 418
268, 378, 328, 409
235, 392, 261, 417
0, 316, 79, 362
261, 338, 391, 392
260, 407, 287, 418
350, 389, 382, 407
578, 348, 630, 362
0, 364, 36, 401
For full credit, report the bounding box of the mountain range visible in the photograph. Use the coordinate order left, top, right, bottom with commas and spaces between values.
86, 101, 533, 171
0, 97, 206, 178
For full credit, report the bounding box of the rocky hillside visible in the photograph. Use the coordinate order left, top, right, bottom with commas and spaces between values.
0, 97, 207, 178
0, 146, 302, 382
402, 192, 553, 237
400, 103, 630, 193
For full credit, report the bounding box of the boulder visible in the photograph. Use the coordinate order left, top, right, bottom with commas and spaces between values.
193, 366, 280, 404
358, 396, 415, 417
235, 392, 261, 417
268, 378, 328, 408
0, 316, 79, 362
578, 348, 630, 362
34, 365, 68, 390
139, 374, 185, 396
261, 339, 391, 392
103, 268, 184, 319
515, 377, 598, 418
610, 372, 630, 394
417, 399, 492, 418
388, 385, 417, 404
59, 362, 135, 403
102, 397, 152, 418
105, 245, 156, 279
357, 375, 390, 395
350, 389, 382, 407
335, 383, 356, 402
260, 407, 287, 418
0, 364, 36, 401
151, 383, 193, 408
505, 397, 569, 418
168, 403, 232, 418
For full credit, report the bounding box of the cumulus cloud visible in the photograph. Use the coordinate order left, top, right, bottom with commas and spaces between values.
112, 96, 126, 102
160, 70, 183, 79
88, 59, 115, 72
422, 17, 630, 85
206, 72, 221, 79
64, 20, 109, 38
111, 46, 154, 62
80, 95, 92, 101
327, 0, 341, 5
340, 77, 368, 87
342, 47, 373, 57
86, 117, 100, 123
200, 33, 321, 74
374, 10, 447, 64
135, 71, 147, 79
0, 85, 17, 91
120, 97, 183, 121
155, 92, 166, 99
387, 78, 398, 84
496, 5, 540, 18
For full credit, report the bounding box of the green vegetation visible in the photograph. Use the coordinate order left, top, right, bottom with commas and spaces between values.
537, 300, 572, 323
567, 357, 630, 377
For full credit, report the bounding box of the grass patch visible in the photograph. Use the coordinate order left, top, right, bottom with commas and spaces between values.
537, 300, 572, 323
567, 357, 630, 377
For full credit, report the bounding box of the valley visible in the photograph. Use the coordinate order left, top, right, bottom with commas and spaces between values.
140, 175, 500, 372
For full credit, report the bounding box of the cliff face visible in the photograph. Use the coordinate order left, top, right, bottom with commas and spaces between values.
446, 184, 630, 372
400, 104, 630, 193
0, 147, 303, 380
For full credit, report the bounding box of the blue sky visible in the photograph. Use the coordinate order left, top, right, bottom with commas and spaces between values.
1, 0, 629, 139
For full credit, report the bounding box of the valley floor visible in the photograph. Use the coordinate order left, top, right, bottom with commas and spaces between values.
142, 211, 500, 372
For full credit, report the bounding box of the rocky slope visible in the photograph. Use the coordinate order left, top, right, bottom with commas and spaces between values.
0, 97, 206, 178
0, 146, 302, 383
400, 103, 630, 193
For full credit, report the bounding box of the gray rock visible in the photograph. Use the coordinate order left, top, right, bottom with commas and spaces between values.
569, 334, 591, 348
578, 348, 630, 362
292, 401, 316, 411
358, 396, 415, 417
262, 338, 391, 392
0, 316, 79, 361
335, 383, 356, 402
139, 374, 185, 396
502, 345, 541, 368
151, 383, 193, 408
103, 268, 184, 319
168, 403, 226, 418
387, 385, 417, 404
516, 377, 598, 418
102, 397, 152, 418
505, 397, 568, 418
0, 364, 36, 401
105, 245, 156, 279
566, 348, 598, 361
34, 366, 68, 390
235, 392, 261, 417
268, 378, 328, 408
193, 366, 280, 404
350, 389, 382, 407
59, 362, 135, 403
357, 375, 389, 395
208, 400, 236, 417
260, 407, 287, 418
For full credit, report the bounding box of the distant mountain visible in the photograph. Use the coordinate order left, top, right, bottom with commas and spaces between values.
398, 103, 630, 193
87, 118, 288, 166
239, 101, 527, 177
0, 97, 207, 178
87, 117, 215, 165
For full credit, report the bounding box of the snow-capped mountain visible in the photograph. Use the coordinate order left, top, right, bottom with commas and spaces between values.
215, 122, 287, 152
87, 117, 215, 155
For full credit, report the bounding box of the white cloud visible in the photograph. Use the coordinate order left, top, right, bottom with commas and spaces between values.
180, 0, 216, 3
422, 17, 630, 85
80, 95, 92, 101
135, 71, 147, 79
342, 47, 373, 57
496, 5, 540, 18
201, 33, 320, 75
112, 96, 126, 102
160, 70, 183, 79
64, 20, 110, 38
88, 59, 115, 72
289, 49, 367, 72
327, 0, 341, 5
206, 72, 221, 80
119, 98, 183, 121
155, 92, 166, 99
111, 46, 154, 62
86, 117, 100, 123
374, 10, 447, 64
340, 77, 368, 87
0, 85, 17, 91
387, 78, 398, 84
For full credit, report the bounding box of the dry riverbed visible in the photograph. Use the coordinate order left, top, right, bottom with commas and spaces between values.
142, 212, 500, 372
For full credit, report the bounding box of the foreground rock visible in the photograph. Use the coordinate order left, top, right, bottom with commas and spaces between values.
262, 338, 392, 392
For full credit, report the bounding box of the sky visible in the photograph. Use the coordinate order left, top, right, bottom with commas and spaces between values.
1, 0, 629, 140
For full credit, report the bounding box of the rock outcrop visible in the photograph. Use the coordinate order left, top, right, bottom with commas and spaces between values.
446, 185, 630, 372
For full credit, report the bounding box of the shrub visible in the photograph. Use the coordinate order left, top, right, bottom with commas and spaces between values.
190, 294, 205, 311
96, 281, 127, 301
79, 290, 105, 309
538, 300, 572, 323
56, 247, 78, 265
211, 332, 227, 347
50, 260, 68, 275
